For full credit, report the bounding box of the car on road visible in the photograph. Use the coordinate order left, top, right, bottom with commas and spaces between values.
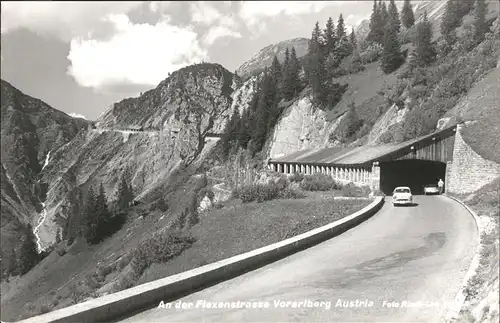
423, 184, 440, 195
392, 187, 413, 206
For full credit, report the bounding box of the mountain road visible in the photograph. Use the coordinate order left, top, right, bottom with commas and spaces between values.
119, 195, 478, 323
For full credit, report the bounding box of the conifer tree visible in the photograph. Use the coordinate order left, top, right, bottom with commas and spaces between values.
266, 58, 284, 135
474, 0, 488, 43
349, 28, 357, 52
270, 56, 282, 88
380, 1, 389, 25
229, 108, 241, 143
239, 107, 253, 148
309, 21, 323, 55
94, 183, 111, 243
336, 14, 347, 40
414, 11, 436, 67
388, 0, 401, 33
251, 69, 273, 153
441, 0, 461, 46
83, 185, 97, 243
401, 0, 415, 28
381, 19, 404, 73
368, 0, 378, 39
66, 186, 84, 243
18, 225, 39, 275
336, 101, 363, 141
306, 52, 326, 105
323, 17, 337, 55
222, 109, 240, 156
335, 14, 351, 61
457, 0, 476, 17
116, 175, 132, 211
220, 120, 233, 158
283, 47, 290, 71
306, 22, 327, 104
289, 46, 301, 98
367, 0, 385, 44
281, 47, 290, 97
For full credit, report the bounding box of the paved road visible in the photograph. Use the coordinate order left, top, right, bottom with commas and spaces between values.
120, 195, 478, 323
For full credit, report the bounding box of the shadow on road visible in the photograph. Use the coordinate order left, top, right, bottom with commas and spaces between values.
394, 203, 419, 207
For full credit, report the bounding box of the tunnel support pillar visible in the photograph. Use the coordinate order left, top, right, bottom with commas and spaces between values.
371, 162, 380, 192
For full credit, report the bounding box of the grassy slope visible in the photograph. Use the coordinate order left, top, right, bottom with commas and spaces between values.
327, 61, 398, 125
449, 65, 500, 163
0, 186, 371, 321
137, 191, 371, 284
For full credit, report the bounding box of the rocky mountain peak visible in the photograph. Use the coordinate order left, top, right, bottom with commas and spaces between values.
236, 37, 309, 79
97, 63, 236, 133
25, 62, 239, 250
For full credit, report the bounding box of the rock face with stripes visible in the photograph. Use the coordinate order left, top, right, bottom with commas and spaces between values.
1, 79, 89, 278
12, 63, 242, 251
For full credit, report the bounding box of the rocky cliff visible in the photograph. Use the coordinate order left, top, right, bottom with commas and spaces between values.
34, 63, 238, 250
1, 79, 89, 276
267, 97, 344, 159
236, 38, 309, 79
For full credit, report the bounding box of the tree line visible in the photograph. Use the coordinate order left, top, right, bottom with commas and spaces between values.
1, 225, 40, 280
1, 174, 133, 280
219, 0, 490, 158
370, 0, 489, 73
64, 174, 133, 245
219, 12, 361, 158
220, 46, 303, 159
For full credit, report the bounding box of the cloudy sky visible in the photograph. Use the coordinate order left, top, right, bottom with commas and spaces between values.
1, 1, 375, 120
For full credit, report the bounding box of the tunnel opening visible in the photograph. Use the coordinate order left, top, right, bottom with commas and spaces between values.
380, 159, 446, 195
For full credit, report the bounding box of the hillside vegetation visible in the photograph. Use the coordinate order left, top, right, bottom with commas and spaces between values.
218, 0, 499, 164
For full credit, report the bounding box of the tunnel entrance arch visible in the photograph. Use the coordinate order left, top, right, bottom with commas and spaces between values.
380, 160, 446, 195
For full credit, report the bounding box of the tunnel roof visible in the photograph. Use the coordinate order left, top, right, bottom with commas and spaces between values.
270, 125, 456, 166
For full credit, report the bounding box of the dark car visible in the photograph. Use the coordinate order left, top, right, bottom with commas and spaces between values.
423, 184, 440, 195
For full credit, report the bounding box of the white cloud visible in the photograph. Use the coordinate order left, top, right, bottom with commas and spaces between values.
69, 112, 87, 119
238, 1, 345, 26
189, 2, 241, 44
0, 1, 143, 41
190, 2, 221, 25
67, 14, 207, 92
203, 26, 242, 45
149, 1, 159, 13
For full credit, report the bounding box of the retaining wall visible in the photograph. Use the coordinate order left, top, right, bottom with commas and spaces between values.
446, 124, 500, 194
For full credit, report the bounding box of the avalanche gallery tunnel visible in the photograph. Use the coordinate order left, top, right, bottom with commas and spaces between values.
268, 126, 456, 197
380, 160, 446, 195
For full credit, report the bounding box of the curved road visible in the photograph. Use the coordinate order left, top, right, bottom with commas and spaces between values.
120, 195, 478, 323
